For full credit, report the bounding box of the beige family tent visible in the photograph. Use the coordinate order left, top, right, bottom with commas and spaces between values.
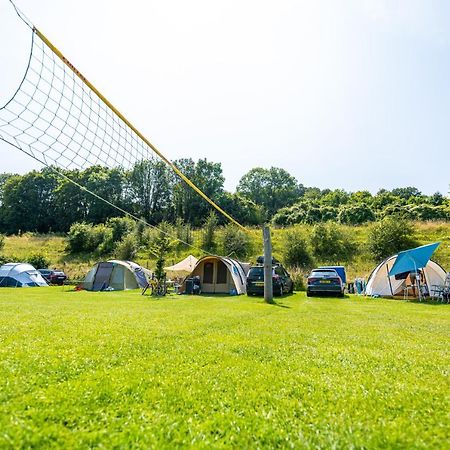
181, 255, 248, 295
164, 255, 198, 277
83, 260, 151, 291
365, 256, 446, 298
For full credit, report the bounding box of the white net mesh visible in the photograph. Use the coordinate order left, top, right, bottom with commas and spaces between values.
0, 31, 157, 171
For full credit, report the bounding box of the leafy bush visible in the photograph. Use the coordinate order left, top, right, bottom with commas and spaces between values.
407, 205, 449, 221
67, 222, 92, 253
115, 234, 138, 261
282, 228, 314, 268
310, 223, 357, 262
220, 224, 251, 259
368, 217, 417, 260
27, 253, 50, 269
107, 217, 136, 243
288, 268, 306, 291
379, 204, 411, 219
338, 204, 376, 225
0, 233, 4, 253
67, 222, 113, 254
97, 227, 115, 255
88, 225, 110, 253
0, 254, 19, 265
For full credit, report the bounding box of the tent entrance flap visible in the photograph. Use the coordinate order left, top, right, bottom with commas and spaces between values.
92, 262, 114, 291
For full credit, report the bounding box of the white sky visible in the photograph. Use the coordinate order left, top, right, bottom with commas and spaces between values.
1, 0, 449, 194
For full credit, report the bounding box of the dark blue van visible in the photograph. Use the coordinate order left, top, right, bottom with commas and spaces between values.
318, 266, 347, 284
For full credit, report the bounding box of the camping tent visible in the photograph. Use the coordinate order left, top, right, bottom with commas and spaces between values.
181, 255, 248, 294
0, 263, 48, 287
83, 260, 151, 291
164, 255, 198, 277
365, 255, 446, 297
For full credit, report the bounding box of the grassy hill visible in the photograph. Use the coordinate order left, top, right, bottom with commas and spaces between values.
0, 289, 448, 448
2, 221, 450, 282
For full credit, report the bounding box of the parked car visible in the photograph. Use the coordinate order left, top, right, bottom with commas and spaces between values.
38, 269, 68, 285
318, 266, 347, 284
246, 261, 294, 296
306, 268, 345, 297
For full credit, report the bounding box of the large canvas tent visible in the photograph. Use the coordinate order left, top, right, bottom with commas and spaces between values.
164, 255, 198, 277
366, 255, 446, 298
182, 256, 248, 295
83, 260, 150, 291
0, 263, 48, 287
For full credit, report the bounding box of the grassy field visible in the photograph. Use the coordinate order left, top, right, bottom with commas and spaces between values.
0, 289, 448, 449
2, 221, 450, 283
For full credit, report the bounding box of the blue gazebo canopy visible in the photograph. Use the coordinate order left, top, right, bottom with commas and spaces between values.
388, 242, 440, 277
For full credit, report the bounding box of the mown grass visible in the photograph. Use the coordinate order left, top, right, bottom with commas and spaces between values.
0, 289, 448, 449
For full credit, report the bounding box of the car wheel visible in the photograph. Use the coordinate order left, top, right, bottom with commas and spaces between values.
306, 291, 313, 297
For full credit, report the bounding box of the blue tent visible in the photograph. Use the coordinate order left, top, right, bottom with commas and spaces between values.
388, 243, 440, 277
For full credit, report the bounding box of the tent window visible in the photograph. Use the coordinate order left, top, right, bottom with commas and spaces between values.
216, 261, 227, 284
203, 262, 214, 284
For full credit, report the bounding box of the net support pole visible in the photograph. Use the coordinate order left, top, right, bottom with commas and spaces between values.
263, 225, 274, 304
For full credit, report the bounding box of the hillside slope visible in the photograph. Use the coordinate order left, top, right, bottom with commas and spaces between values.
2, 222, 449, 282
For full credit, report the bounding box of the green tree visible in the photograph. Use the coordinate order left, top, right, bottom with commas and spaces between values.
150, 222, 173, 283
115, 234, 138, 260
338, 204, 376, 225
237, 167, 304, 217
54, 166, 125, 230
220, 224, 251, 259
368, 217, 417, 260
1, 169, 59, 234
126, 159, 172, 223
282, 229, 314, 268
174, 218, 193, 249
202, 211, 219, 252
172, 158, 225, 226
310, 223, 357, 262
391, 187, 422, 200
429, 192, 445, 206
320, 189, 350, 207
217, 192, 265, 225
106, 217, 136, 243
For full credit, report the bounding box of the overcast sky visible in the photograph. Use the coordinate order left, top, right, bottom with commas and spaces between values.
1, 0, 449, 194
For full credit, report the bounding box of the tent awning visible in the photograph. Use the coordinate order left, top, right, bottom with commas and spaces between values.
164, 255, 198, 274
388, 242, 440, 277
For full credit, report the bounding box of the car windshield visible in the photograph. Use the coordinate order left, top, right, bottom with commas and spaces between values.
311, 270, 337, 276
248, 267, 264, 277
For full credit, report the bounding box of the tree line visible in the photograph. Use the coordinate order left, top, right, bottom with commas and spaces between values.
0, 160, 448, 234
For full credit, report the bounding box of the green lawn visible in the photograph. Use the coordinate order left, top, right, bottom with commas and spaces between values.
0, 290, 448, 449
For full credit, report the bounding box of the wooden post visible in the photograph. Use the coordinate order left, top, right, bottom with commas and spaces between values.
263, 225, 274, 304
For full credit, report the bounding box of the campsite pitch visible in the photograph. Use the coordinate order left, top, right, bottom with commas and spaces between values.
0, 289, 448, 449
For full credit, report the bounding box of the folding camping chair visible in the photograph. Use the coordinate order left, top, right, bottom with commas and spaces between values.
431, 272, 450, 303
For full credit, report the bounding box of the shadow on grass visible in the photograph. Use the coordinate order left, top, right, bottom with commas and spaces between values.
407, 299, 449, 307
270, 301, 291, 309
